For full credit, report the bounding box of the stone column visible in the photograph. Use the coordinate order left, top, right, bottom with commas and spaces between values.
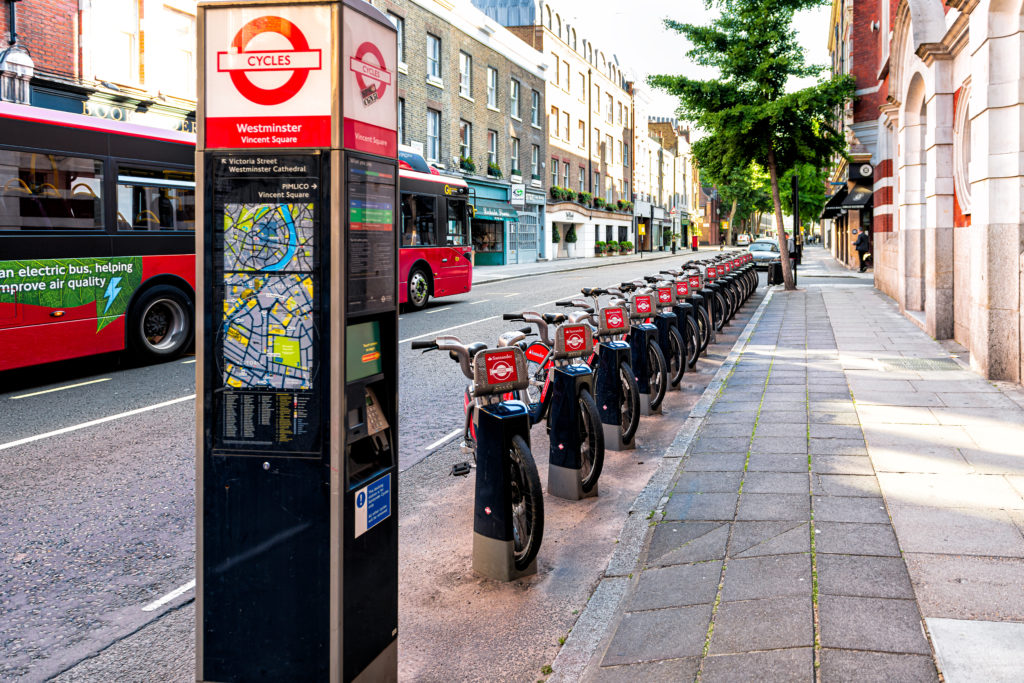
968, 2, 1023, 382
898, 102, 927, 313
923, 58, 955, 338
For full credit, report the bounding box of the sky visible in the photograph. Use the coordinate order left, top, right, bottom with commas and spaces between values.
555, 0, 832, 119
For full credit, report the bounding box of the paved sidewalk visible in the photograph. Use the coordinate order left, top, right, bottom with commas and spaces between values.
473, 247, 715, 284
554, 280, 1024, 681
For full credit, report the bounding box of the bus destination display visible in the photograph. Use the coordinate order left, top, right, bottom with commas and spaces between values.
347, 157, 396, 315
210, 153, 323, 455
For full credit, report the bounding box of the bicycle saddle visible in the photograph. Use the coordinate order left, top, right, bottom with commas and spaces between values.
542, 312, 567, 324
581, 287, 607, 296
618, 282, 637, 292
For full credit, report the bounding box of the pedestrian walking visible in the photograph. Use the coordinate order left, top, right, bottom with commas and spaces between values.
855, 230, 871, 272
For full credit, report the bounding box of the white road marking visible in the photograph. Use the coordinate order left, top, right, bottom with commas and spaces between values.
425, 306, 451, 314
0, 394, 195, 451
425, 428, 462, 451
399, 315, 500, 344
10, 378, 111, 400
469, 299, 490, 305
503, 293, 520, 298
141, 579, 195, 612
181, 359, 196, 364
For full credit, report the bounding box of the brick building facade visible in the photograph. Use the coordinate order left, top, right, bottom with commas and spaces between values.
375, 0, 547, 264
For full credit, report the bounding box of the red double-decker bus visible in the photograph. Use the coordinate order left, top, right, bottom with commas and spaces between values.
0, 107, 473, 372
397, 160, 473, 310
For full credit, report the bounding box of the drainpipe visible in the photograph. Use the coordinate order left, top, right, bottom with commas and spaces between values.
8, 0, 21, 46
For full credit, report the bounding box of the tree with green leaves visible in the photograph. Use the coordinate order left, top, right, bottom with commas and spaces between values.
650, 0, 854, 289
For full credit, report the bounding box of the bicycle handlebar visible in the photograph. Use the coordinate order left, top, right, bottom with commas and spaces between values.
410, 340, 436, 349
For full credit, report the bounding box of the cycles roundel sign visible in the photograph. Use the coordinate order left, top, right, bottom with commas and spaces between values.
220, 16, 321, 106
485, 350, 519, 384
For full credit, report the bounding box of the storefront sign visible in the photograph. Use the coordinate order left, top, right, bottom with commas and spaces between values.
510, 183, 525, 206
205, 5, 332, 148
525, 190, 545, 205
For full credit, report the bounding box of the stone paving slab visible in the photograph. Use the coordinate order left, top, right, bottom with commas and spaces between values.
818, 595, 931, 654
818, 649, 939, 682
720, 554, 811, 602
926, 618, 1024, 682
709, 596, 814, 653
701, 648, 813, 682
601, 604, 712, 666
628, 561, 723, 611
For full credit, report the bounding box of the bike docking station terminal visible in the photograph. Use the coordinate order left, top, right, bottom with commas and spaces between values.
595, 306, 635, 451
546, 324, 599, 501
628, 293, 661, 416
195, 2, 398, 680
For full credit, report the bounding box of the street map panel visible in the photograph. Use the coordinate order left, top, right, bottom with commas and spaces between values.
221, 273, 315, 390
223, 203, 314, 273
220, 202, 317, 390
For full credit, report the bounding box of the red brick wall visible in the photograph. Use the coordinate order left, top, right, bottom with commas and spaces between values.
0, 0, 78, 79
852, 0, 885, 123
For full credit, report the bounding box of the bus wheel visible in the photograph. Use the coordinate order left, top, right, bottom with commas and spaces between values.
129, 285, 194, 361
407, 267, 430, 310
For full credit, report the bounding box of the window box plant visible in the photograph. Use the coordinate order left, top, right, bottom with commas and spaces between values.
593, 197, 607, 209
577, 190, 592, 205
487, 162, 502, 178
460, 156, 476, 173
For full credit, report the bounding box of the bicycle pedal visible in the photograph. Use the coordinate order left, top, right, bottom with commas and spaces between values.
451, 462, 472, 477
460, 441, 473, 454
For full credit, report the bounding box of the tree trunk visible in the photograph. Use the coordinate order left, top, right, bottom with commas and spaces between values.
766, 146, 795, 290
726, 198, 737, 246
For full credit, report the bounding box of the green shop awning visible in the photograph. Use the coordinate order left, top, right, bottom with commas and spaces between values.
472, 199, 519, 220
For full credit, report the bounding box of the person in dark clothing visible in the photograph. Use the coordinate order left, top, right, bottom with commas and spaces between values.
854, 230, 871, 272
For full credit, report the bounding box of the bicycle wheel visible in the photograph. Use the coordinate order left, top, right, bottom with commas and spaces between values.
694, 303, 711, 353
577, 388, 605, 493
685, 316, 700, 368
667, 325, 686, 386
525, 352, 548, 405
509, 435, 544, 570
619, 362, 641, 443
711, 291, 726, 331
646, 340, 668, 411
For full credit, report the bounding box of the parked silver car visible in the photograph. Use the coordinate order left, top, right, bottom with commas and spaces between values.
748, 238, 781, 269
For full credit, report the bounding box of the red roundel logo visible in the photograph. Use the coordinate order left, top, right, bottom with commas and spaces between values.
689, 276, 700, 288
658, 288, 672, 303
606, 310, 625, 329
350, 42, 392, 102
219, 16, 323, 106
485, 351, 518, 383
676, 282, 689, 296
636, 296, 652, 313
564, 325, 587, 350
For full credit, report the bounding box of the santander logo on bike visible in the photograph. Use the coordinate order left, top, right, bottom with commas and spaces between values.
658, 288, 672, 303
564, 326, 587, 350
485, 350, 518, 384
676, 282, 689, 296
636, 296, 652, 313
689, 276, 700, 288
606, 309, 625, 329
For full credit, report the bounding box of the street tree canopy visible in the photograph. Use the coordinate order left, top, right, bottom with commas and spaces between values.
649, 0, 853, 289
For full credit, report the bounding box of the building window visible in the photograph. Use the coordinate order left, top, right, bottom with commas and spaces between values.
398, 98, 405, 145
531, 90, 540, 126
388, 12, 405, 63
624, 180, 630, 201
563, 163, 570, 188
578, 120, 586, 148
594, 128, 600, 156
606, 94, 613, 123
617, 101, 623, 124
427, 109, 440, 161
562, 61, 570, 91
551, 158, 559, 187
459, 52, 472, 97
562, 112, 570, 140
488, 129, 498, 166
460, 120, 472, 160
606, 135, 614, 163
551, 52, 560, 85
510, 78, 520, 118
427, 34, 441, 79
593, 85, 600, 112
624, 108, 629, 128
511, 137, 520, 173
623, 142, 630, 165
550, 106, 559, 133
94, 0, 140, 84
594, 173, 601, 196
578, 73, 586, 100
161, 7, 196, 98
531, 145, 540, 176
579, 166, 585, 192
487, 67, 498, 107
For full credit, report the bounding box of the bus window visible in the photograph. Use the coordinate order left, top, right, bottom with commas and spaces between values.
0, 149, 103, 231
445, 199, 468, 246
400, 193, 437, 246
116, 166, 195, 231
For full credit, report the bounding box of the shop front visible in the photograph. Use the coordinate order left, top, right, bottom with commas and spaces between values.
468, 177, 517, 266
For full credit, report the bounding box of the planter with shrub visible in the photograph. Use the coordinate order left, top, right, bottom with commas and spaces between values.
595, 240, 606, 256
487, 162, 502, 178
593, 197, 607, 209
606, 241, 619, 255
460, 156, 476, 173
564, 225, 578, 258
620, 240, 634, 254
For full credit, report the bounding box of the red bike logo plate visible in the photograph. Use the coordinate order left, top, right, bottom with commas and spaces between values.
676, 282, 689, 296
636, 296, 652, 313
485, 350, 518, 384
606, 309, 626, 329
218, 16, 321, 106
658, 287, 672, 303
525, 342, 548, 363
689, 276, 700, 288
564, 325, 588, 350
708, 266, 717, 278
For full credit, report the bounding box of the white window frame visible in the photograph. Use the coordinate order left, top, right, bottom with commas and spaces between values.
487, 67, 498, 108
531, 145, 540, 176
510, 78, 520, 118
427, 109, 441, 161
460, 120, 472, 160
511, 136, 520, 173
531, 90, 541, 126
459, 52, 472, 98
487, 129, 498, 166
427, 34, 441, 80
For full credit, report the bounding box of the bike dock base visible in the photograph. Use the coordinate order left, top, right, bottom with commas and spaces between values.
548, 463, 598, 500
603, 422, 634, 451
472, 533, 537, 581
639, 392, 662, 416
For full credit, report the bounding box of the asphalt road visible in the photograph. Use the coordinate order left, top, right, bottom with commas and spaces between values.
0, 251, 859, 680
